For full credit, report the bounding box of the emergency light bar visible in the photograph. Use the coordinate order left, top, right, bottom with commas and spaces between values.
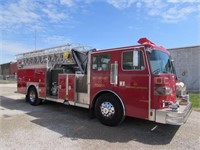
138, 37, 155, 45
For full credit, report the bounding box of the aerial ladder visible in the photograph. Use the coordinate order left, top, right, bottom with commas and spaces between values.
16, 43, 94, 71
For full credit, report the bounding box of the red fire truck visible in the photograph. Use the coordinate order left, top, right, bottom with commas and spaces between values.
16, 38, 192, 126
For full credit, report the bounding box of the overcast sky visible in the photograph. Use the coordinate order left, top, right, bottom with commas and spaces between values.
0, 0, 200, 64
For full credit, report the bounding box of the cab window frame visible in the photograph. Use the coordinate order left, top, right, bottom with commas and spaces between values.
92, 53, 110, 71
122, 49, 145, 71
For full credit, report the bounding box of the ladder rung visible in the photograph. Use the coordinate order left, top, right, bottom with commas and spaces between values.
16, 43, 93, 68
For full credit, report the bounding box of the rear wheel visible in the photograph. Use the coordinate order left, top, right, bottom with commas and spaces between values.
27, 87, 41, 106
95, 93, 125, 126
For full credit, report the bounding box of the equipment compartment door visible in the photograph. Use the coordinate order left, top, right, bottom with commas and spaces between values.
35, 68, 46, 98
58, 74, 66, 100
67, 74, 75, 102
17, 69, 26, 94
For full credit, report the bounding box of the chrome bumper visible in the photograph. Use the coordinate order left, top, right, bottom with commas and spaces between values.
156, 102, 192, 125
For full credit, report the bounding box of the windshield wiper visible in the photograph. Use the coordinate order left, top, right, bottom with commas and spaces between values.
153, 68, 161, 74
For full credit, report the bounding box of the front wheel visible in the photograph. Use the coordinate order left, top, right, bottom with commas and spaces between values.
95, 93, 125, 126
27, 87, 41, 106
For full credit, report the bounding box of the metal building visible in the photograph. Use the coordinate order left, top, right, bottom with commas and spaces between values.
169, 45, 200, 92
0, 62, 17, 80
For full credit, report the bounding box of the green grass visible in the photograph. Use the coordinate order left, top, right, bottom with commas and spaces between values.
189, 92, 200, 110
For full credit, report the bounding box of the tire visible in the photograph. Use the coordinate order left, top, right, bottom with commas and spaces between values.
27, 87, 41, 106
95, 93, 125, 126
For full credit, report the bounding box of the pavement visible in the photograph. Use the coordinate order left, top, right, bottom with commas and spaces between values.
0, 83, 200, 150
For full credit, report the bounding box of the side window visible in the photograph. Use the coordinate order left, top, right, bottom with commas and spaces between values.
92, 54, 110, 71
123, 50, 145, 70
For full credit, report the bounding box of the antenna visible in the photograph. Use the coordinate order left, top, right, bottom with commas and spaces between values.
34, 30, 36, 51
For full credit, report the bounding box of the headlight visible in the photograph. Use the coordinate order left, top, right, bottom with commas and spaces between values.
154, 86, 172, 95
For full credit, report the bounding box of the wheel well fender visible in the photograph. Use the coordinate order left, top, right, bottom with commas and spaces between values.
92, 90, 126, 116
26, 85, 38, 96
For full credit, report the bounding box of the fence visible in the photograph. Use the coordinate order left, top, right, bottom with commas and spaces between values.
0, 75, 17, 81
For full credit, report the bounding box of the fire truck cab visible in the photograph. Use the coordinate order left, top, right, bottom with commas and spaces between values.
16, 38, 192, 126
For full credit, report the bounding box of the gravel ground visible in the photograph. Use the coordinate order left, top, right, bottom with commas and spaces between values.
0, 83, 200, 150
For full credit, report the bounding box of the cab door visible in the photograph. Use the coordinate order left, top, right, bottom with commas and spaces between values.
118, 48, 149, 119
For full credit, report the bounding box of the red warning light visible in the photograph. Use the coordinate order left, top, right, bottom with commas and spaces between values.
138, 38, 155, 45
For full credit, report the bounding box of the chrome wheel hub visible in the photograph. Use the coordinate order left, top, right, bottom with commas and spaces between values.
100, 102, 115, 118
30, 91, 36, 102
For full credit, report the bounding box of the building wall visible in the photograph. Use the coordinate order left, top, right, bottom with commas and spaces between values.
169, 46, 200, 91
10, 62, 17, 75
0, 65, 2, 80
0, 62, 17, 80
1, 63, 10, 78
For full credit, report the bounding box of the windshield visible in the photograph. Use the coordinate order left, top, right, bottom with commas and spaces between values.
149, 50, 176, 75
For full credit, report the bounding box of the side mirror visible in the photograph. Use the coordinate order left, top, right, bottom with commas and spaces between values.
133, 50, 139, 66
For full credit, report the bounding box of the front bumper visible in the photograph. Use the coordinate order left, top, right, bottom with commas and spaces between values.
156, 102, 192, 125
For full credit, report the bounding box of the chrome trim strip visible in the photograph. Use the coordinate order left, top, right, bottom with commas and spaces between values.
144, 49, 153, 121
45, 97, 89, 109
68, 101, 75, 105
68, 101, 89, 108
77, 93, 90, 104
75, 103, 90, 109
74, 74, 77, 101
87, 51, 91, 105
45, 97, 64, 103
20, 65, 47, 69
